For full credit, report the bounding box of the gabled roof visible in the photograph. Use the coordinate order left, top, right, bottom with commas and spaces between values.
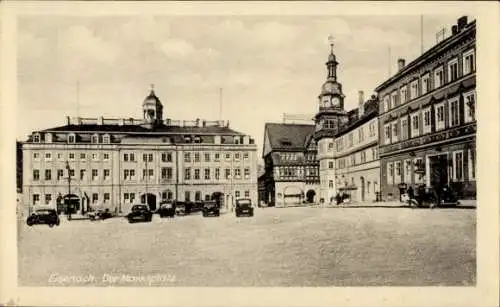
40, 124, 244, 135
263, 123, 315, 155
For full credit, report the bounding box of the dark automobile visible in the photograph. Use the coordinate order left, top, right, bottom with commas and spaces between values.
175, 202, 189, 216
126, 204, 153, 223
27, 208, 60, 227
88, 208, 113, 221
157, 202, 176, 218
202, 201, 220, 217
235, 199, 254, 217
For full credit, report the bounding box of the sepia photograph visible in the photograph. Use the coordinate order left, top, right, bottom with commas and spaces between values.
1, 1, 498, 307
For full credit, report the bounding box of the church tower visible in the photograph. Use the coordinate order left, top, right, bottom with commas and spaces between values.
142, 84, 164, 128
314, 36, 349, 203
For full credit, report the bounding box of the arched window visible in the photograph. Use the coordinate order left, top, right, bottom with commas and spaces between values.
45, 133, 53, 143
195, 191, 201, 201
33, 133, 41, 143
91, 134, 99, 144
103, 134, 110, 144
68, 133, 76, 144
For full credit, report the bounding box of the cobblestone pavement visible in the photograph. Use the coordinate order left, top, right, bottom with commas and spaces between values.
18, 206, 476, 287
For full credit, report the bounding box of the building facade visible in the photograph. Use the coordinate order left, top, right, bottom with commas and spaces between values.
261, 123, 320, 206
22, 87, 258, 214
376, 16, 476, 201
334, 93, 380, 203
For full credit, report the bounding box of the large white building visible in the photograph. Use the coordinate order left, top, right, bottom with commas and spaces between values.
22, 87, 258, 214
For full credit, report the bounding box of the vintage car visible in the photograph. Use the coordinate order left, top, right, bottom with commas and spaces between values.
26, 208, 60, 227
157, 201, 176, 218
88, 207, 113, 221
202, 201, 220, 217
235, 199, 254, 217
126, 204, 153, 223
175, 202, 189, 216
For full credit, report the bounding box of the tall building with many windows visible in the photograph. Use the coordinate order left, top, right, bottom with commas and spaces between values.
22, 87, 258, 214
261, 123, 320, 206
375, 16, 476, 200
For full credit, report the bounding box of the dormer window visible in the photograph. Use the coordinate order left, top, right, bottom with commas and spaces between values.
234, 137, 240, 144
91, 134, 99, 144
33, 133, 41, 143
68, 133, 76, 144
45, 133, 53, 143
184, 136, 192, 143
194, 136, 201, 144
103, 134, 110, 144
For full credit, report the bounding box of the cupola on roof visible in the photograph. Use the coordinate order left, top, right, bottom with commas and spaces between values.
143, 84, 162, 106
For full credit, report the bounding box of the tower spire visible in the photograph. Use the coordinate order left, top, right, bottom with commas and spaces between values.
328, 34, 334, 54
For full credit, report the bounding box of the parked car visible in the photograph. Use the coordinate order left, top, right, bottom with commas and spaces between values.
202, 201, 220, 217
27, 208, 60, 227
175, 202, 188, 216
88, 208, 113, 221
157, 201, 176, 218
126, 204, 153, 223
235, 199, 254, 217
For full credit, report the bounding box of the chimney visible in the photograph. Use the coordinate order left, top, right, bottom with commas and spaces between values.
97, 116, 104, 125
457, 16, 468, 31
358, 90, 364, 105
452, 25, 458, 35
397, 58, 405, 71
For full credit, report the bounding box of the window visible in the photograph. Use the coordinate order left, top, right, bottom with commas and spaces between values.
401, 117, 408, 140
130, 153, 135, 162
463, 49, 475, 75
103, 193, 110, 203
45, 152, 52, 160
33, 152, 40, 160
423, 108, 432, 134
45, 169, 51, 180
184, 153, 191, 163
448, 58, 459, 82
421, 73, 430, 94
244, 190, 250, 198
410, 80, 419, 99
453, 151, 464, 181
329, 180, 334, 189
193, 169, 199, 180
369, 122, 376, 137
395, 161, 402, 184
130, 193, 135, 203
185, 191, 191, 202
57, 169, 64, 180
124, 153, 129, 162
204, 168, 210, 180
328, 142, 334, 150
204, 153, 210, 162
124, 193, 129, 202
244, 152, 249, 160
244, 168, 250, 178
383, 95, 391, 112
215, 153, 220, 161
391, 120, 399, 143
130, 169, 135, 180
434, 66, 444, 88
384, 123, 391, 145
103, 135, 110, 143
33, 134, 40, 143
225, 153, 231, 161
360, 151, 366, 163
404, 159, 412, 183
358, 127, 364, 142
69, 169, 75, 178
33, 194, 40, 205
92, 193, 98, 204
387, 162, 394, 184
414, 158, 424, 184
464, 91, 476, 123
348, 133, 353, 147
162, 153, 172, 162
449, 98, 460, 127
435, 102, 445, 131
372, 147, 378, 160
124, 169, 129, 180
235, 153, 241, 161
194, 153, 200, 162
69, 153, 75, 160
92, 153, 98, 161
103, 153, 110, 160
143, 169, 153, 179
468, 149, 476, 180
80, 153, 86, 160
411, 113, 420, 138
350, 155, 356, 166
148, 154, 153, 162
57, 153, 63, 160
45, 194, 52, 205
104, 169, 110, 180
92, 169, 98, 181
400, 86, 407, 104
234, 168, 241, 178
328, 161, 334, 169
80, 169, 86, 180
33, 170, 40, 181
91, 134, 99, 144
161, 167, 173, 180
195, 192, 202, 201
215, 168, 220, 180
391, 91, 398, 108
68, 134, 76, 143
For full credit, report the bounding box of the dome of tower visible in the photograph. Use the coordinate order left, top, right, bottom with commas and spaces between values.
143, 90, 161, 105
320, 80, 341, 95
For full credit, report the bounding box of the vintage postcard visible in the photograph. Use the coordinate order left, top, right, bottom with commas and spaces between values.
0, 1, 498, 307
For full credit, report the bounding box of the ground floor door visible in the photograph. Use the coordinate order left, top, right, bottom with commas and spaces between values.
429, 154, 449, 189
360, 177, 365, 202
141, 193, 157, 211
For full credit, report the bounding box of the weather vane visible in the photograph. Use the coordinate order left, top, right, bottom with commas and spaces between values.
328, 35, 334, 53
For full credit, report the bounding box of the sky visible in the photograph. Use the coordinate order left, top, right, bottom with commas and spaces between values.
17, 14, 466, 160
